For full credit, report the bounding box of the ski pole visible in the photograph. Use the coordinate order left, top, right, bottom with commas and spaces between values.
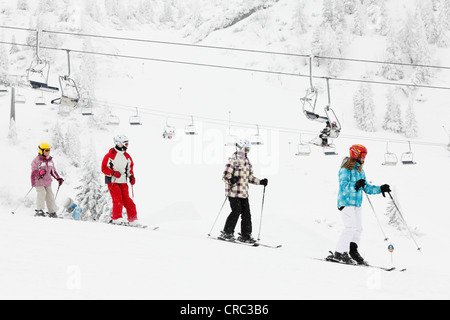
54, 184, 61, 200
12, 179, 40, 214
207, 196, 228, 236
363, 187, 389, 242
387, 192, 421, 252
257, 185, 267, 241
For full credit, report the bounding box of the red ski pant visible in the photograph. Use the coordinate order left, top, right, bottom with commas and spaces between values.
108, 183, 137, 221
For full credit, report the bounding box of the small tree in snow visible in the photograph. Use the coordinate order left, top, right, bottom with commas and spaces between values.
404, 96, 419, 138
75, 143, 104, 221
383, 88, 403, 133
353, 82, 376, 132
381, 29, 404, 81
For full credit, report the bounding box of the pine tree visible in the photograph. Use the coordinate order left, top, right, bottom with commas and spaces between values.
353, 82, 376, 132
435, 8, 450, 48
404, 96, 418, 138
420, 0, 437, 44
51, 120, 65, 151
17, 0, 28, 10
293, 0, 307, 34
311, 25, 323, 66
383, 88, 403, 133
381, 29, 404, 81
10, 35, 19, 54
63, 124, 81, 167
353, 1, 366, 36
321, 0, 334, 29
385, 189, 405, 231
75, 143, 104, 221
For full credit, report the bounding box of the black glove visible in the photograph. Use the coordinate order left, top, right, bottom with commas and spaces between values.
260, 178, 268, 186
57, 178, 64, 186
380, 184, 391, 197
354, 179, 366, 191
229, 176, 239, 184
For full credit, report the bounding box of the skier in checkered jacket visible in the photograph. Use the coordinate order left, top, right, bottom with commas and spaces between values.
219, 139, 268, 243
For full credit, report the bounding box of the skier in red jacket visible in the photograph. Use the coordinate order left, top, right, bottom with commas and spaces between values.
101, 134, 139, 226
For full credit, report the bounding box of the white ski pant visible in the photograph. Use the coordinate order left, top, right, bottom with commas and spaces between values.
35, 186, 58, 213
335, 206, 363, 253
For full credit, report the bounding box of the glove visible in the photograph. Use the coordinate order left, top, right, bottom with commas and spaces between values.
57, 178, 64, 186
380, 184, 391, 197
355, 179, 366, 191
229, 176, 239, 184
129, 175, 136, 185
112, 171, 121, 178
39, 169, 46, 177
260, 178, 268, 186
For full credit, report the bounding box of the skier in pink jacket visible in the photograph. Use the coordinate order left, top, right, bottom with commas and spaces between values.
31, 143, 64, 217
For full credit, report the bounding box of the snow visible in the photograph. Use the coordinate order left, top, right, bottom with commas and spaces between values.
1, 0, 450, 301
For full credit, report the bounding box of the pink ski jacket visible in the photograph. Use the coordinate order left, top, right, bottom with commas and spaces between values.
30, 155, 61, 187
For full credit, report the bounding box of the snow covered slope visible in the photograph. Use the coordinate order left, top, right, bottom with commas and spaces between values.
1, 0, 450, 300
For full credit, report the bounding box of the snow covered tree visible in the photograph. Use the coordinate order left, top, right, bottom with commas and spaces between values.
344, 0, 356, 15
381, 29, 404, 81
420, 0, 437, 44
75, 143, 104, 221
321, 0, 334, 29
321, 25, 343, 76
0, 42, 9, 79
382, 88, 403, 133
385, 189, 405, 231
51, 120, 65, 151
404, 96, 418, 138
16, 0, 28, 10
435, 8, 450, 48
353, 82, 376, 132
10, 35, 19, 54
352, 1, 367, 36
63, 124, 81, 167
311, 25, 323, 66
293, 0, 307, 34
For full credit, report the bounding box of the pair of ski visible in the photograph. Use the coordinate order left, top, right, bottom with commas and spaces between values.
209, 235, 282, 249
315, 257, 406, 272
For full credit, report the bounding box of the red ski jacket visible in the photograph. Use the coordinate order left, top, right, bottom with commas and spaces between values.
101, 148, 135, 184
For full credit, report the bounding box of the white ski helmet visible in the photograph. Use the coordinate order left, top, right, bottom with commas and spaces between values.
236, 138, 251, 152
114, 134, 129, 150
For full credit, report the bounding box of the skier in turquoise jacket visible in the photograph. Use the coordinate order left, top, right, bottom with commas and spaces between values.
327, 144, 391, 265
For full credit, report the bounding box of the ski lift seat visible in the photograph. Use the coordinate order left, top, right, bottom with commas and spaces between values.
129, 116, 142, 125
29, 80, 59, 92
401, 152, 416, 165
107, 114, 120, 125
185, 125, 197, 135
323, 144, 338, 156
382, 153, 398, 166
163, 126, 176, 139
296, 144, 311, 156
35, 96, 46, 105
304, 110, 329, 123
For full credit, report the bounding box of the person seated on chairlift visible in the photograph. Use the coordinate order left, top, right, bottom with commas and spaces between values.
316, 121, 338, 147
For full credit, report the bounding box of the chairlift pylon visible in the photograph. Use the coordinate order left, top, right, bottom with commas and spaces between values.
382, 141, 398, 166
401, 141, 416, 165
129, 107, 142, 125
26, 30, 59, 93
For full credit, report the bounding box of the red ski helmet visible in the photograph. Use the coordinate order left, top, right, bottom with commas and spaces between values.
349, 144, 367, 160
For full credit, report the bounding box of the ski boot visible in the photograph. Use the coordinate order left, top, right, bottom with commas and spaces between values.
35, 209, 45, 217
326, 251, 356, 265
218, 230, 235, 241
237, 233, 257, 244
47, 212, 58, 218
350, 242, 369, 265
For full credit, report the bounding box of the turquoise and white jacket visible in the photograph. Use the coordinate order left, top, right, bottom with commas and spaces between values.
337, 158, 381, 208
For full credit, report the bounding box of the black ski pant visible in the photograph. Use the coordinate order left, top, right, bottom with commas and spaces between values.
223, 197, 252, 236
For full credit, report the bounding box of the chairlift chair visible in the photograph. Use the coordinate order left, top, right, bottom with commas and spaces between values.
57, 104, 71, 116
250, 124, 264, 145
129, 107, 142, 125
295, 134, 311, 156
34, 95, 46, 106
0, 87, 7, 93
323, 144, 338, 156
107, 113, 120, 125
401, 141, 416, 165
81, 106, 93, 116
185, 116, 198, 135
15, 94, 26, 103
52, 50, 80, 109
382, 142, 398, 166
26, 31, 59, 93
